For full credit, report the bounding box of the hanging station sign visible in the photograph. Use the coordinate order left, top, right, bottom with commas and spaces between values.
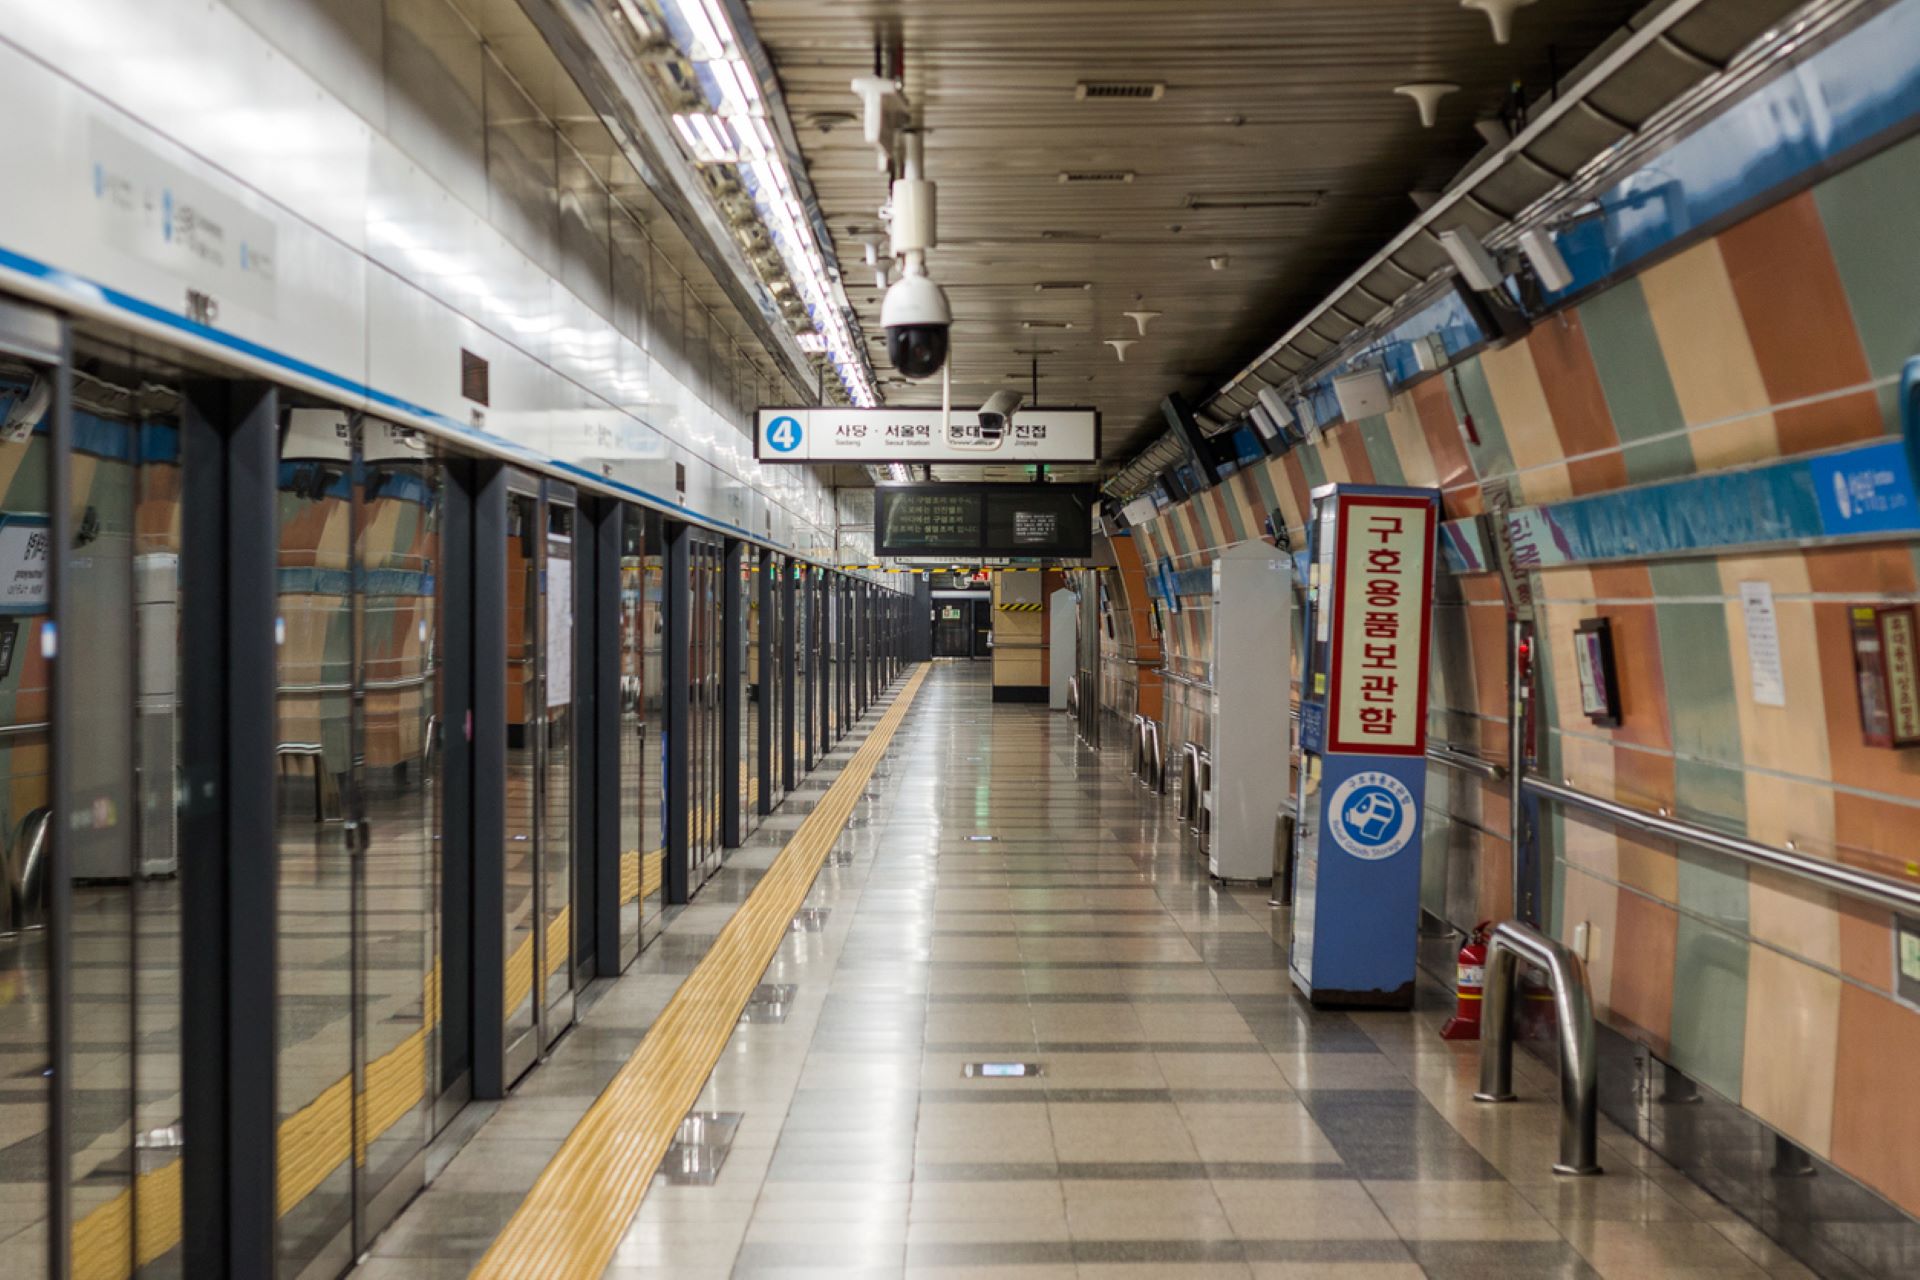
755, 407, 1099, 463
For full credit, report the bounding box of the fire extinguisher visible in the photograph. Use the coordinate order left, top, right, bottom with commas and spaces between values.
1439, 922, 1491, 1041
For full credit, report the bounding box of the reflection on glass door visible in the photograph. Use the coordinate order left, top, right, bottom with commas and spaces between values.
690, 540, 723, 884
0, 349, 52, 1279
502, 487, 538, 1083
541, 500, 575, 1048
275, 407, 357, 1276
641, 521, 665, 940
502, 478, 575, 1076
354, 419, 441, 1239
794, 564, 810, 772
617, 507, 665, 967
275, 409, 447, 1275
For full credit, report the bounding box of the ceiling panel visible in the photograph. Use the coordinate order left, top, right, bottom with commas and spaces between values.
745, 0, 1651, 464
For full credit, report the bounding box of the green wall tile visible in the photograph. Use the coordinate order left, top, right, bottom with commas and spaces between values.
1674, 759, 1751, 934
1648, 571, 1741, 769
1298, 442, 1328, 490
1813, 131, 1920, 426
1579, 279, 1695, 485
1669, 916, 1748, 1102
1358, 415, 1408, 486
1449, 358, 1518, 482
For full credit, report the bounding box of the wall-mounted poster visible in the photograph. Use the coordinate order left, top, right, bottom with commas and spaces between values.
1574, 617, 1620, 728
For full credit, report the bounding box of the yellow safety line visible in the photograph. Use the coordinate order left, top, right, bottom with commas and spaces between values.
472, 664, 929, 1279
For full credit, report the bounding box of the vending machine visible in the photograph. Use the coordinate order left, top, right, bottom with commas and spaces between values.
1289, 483, 1440, 1007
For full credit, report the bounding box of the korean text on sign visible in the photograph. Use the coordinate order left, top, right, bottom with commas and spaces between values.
1331, 499, 1431, 753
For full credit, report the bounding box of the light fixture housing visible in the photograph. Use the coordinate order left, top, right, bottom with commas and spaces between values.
1440, 227, 1507, 292
1255, 388, 1294, 436
1518, 227, 1575, 292
1394, 82, 1459, 128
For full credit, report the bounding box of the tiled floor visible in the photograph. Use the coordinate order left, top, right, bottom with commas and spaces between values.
357, 663, 1821, 1280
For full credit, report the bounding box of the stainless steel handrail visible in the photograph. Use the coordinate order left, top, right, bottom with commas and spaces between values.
1428, 742, 1508, 783
1473, 919, 1601, 1177
1526, 777, 1920, 916
0, 721, 50, 739
1283, 704, 1505, 781
277, 673, 432, 695
1154, 668, 1214, 693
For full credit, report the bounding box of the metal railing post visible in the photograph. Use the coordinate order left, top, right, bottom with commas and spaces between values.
1472, 920, 1602, 1176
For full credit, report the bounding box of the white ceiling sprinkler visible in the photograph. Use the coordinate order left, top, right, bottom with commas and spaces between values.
1105, 339, 1138, 362
1394, 82, 1459, 129
1462, 0, 1537, 45
1123, 310, 1162, 336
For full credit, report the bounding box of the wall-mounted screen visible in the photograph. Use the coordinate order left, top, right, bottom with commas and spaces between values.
876, 484, 1094, 558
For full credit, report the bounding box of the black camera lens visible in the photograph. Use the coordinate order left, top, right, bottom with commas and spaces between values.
886, 324, 949, 379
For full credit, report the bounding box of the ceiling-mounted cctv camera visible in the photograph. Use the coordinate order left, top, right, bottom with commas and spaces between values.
881, 272, 951, 379
977, 390, 1023, 440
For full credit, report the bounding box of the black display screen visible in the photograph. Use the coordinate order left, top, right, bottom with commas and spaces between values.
875, 484, 1094, 558
876, 488, 984, 552
982, 487, 1093, 557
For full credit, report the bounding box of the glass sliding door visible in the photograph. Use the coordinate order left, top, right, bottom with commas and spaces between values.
275, 408, 448, 1274
353, 419, 441, 1237
795, 564, 811, 773
540, 496, 575, 1049
617, 510, 643, 969
274, 407, 358, 1277
500, 475, 577, 1078
0, 337, 52, 1278
641, 517, 665, 940
617, 505, 667, 966
740, 549, 757, 838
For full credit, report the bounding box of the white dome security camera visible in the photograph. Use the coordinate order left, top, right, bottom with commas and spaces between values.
881, 272, 951, 379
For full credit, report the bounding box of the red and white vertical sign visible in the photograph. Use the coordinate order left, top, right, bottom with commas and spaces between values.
1327, 493, 1438, 755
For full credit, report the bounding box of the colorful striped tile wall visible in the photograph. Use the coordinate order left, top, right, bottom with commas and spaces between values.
1123, 128, 1920, 1220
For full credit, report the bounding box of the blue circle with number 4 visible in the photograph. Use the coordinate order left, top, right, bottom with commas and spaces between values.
767, 415, 803, 453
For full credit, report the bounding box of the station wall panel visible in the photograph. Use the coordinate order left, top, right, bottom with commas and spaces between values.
1124, 126, 1920, 1220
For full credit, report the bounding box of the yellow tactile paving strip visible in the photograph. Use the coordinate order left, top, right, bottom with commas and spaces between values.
472, 664, 928, 1279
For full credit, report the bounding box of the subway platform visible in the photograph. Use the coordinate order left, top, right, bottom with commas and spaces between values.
352, 664, 1810, 1280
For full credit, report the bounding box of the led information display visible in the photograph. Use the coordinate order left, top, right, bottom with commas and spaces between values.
876, 484, 1094, 558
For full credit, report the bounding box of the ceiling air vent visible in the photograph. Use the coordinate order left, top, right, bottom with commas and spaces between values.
1183, 191, 1325, 211
1033, 281, 1092, 292
1076, 81, 1165, 101
1058, 170, 1135, 184
1021, 320, 1074, 330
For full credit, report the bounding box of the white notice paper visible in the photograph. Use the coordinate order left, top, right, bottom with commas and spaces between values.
1739, 580, 1786, 708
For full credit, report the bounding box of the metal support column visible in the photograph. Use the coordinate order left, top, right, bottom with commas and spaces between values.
757, 547, 776, 816
722, 540, 744, 848
438, 460, 478, 1107
590, 499, 622, 976
179, 380, 280, 1277
781, 561, 797, 789
468, 463, 508, 1099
